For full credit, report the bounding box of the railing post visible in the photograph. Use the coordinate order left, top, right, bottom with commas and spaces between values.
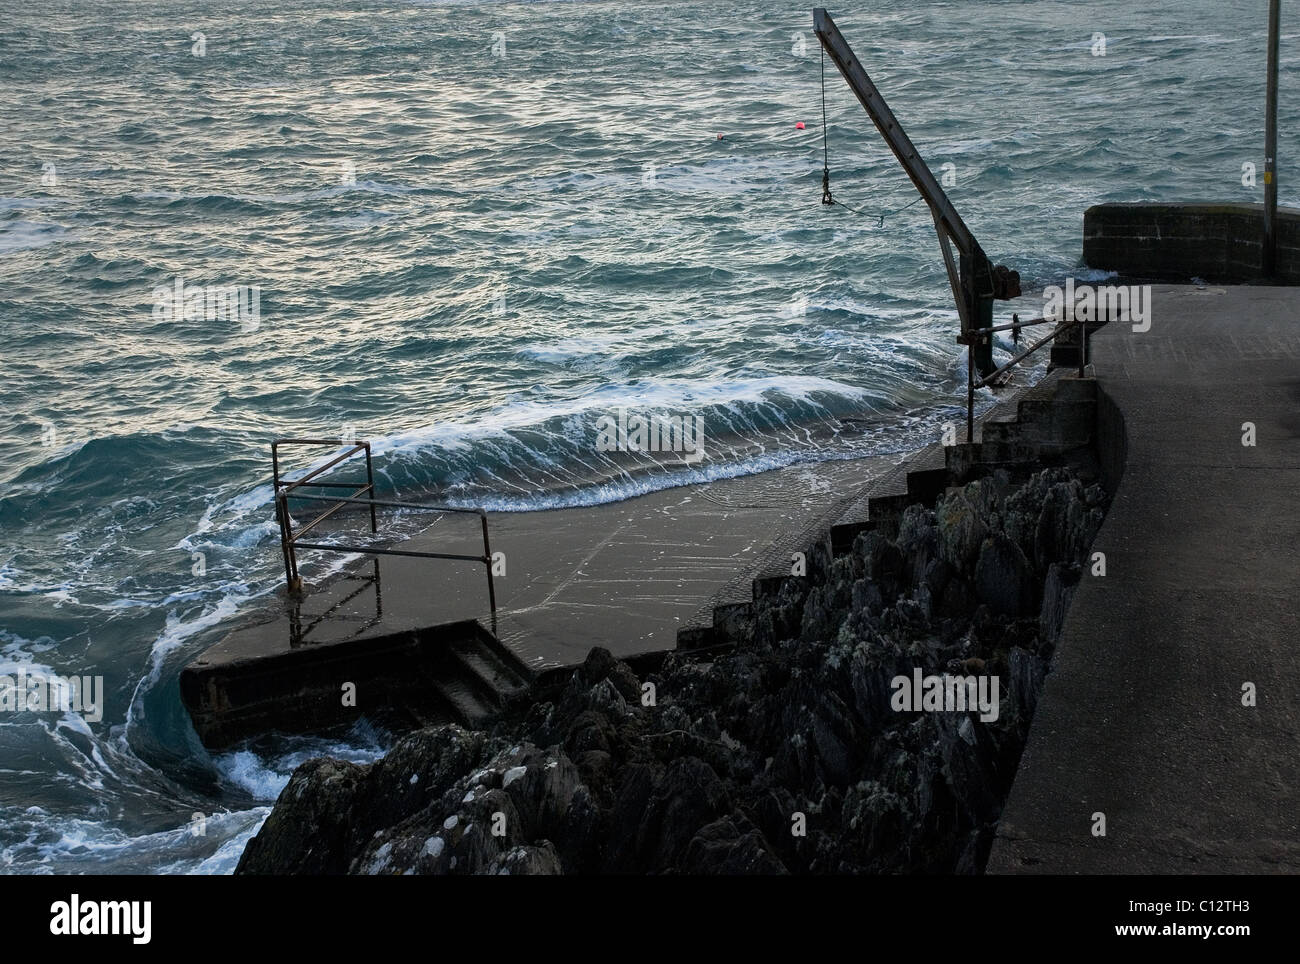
1264, 0, 1281, 278
966, 338, 974, 444
275, 491, 300, 591
480, 511, 498, 634
364, 442, 378, 534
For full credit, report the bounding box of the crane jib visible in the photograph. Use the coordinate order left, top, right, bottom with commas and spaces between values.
812, 7, 1020, 378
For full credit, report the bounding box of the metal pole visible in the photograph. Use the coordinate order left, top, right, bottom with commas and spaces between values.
480, 513, 498, 635
276, 492, 300, 591
818, 7, 1006, 377
973, 320, 1077, 390
272, 442, 299, 591
966, 339, 974, 443
1264, 0, 1280, 277
364, 442, 378, 534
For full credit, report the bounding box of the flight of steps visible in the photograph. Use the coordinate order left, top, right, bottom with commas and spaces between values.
419, 629, 534, 726
676, 369, 1097, 652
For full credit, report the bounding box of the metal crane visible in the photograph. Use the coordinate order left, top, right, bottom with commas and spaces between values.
812, 8, 1020, 380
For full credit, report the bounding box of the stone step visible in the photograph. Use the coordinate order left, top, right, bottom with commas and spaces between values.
674, 371, 1085, 650
945, 441, 1047, 479
676, 625, 716, 651
980, 399, 1093, 446
1045, 317, 1106, 370
711, 601, 754, 645
906, 464, 950, 501
830, 441, 951, 552
428, 675, 498, 726
980, 420, 1021, 443
1043, 373, 1097, 402
829, 491, 894, 555
448, 638, 530, 703
674, 463, 885, 649
1019, 395, 1093, 422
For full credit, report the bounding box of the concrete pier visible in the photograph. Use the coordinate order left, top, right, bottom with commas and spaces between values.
989, 284, 1300, 873
400, 456, 893, 669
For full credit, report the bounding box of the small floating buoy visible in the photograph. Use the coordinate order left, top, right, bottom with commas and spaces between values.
795, 121, 806, 130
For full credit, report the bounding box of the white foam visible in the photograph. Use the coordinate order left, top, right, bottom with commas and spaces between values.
373, 374, 877, 459
212, 725, 390, 802
0, 803, 272, 876
0, 221, 68, 254
123, 592, 254, 739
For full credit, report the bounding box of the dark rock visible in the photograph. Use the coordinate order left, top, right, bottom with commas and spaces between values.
239, 463, 1108, 877
897, 504, 939, 585
236, 725, 488, 875
851, 577, 886, 620
974, 533, 1037, 616
1039, 562, 1080, 646
1007, 645, 1045, 725
682, 816, 787, 874
631, 756, 731, 871
564, 709, 617, 757
498, 746, 585, 842
236, 757, 366, 875
575, 646, 642, 704
935, 488, 989, 572
856, 531, 905, 591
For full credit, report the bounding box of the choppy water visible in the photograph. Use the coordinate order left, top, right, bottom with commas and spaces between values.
0, 0, 1294, 873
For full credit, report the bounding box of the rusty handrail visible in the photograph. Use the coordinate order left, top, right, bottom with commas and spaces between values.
963, 316, 1086, 441
974, 319, 1080, 390
270, 439, 497, 631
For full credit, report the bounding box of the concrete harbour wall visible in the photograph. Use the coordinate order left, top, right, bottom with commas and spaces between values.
1083, 201, 1300, 283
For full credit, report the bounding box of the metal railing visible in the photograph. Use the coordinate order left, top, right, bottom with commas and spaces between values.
271, 438, 497, 630
962, 315, 1088, 441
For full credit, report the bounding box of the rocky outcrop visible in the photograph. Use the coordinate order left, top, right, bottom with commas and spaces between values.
237, 466, 1107, 876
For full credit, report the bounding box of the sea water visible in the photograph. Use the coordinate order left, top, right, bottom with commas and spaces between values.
0, 0, 1292, 872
